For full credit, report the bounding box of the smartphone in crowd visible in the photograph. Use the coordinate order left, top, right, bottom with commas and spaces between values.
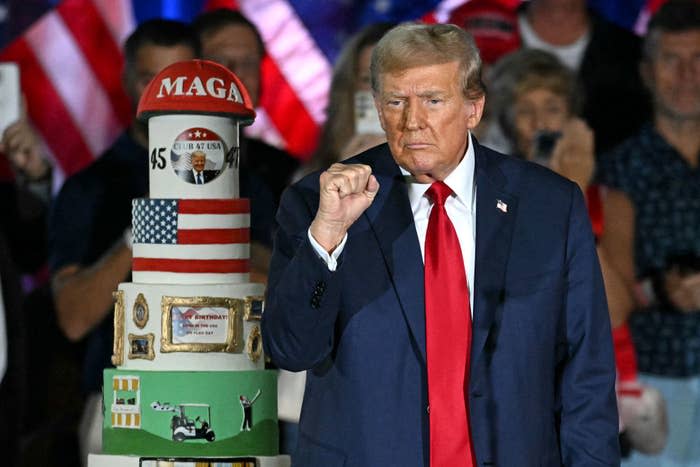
532, 130, 561, 167
354, 90, 383, 135
0, 62, 20, 136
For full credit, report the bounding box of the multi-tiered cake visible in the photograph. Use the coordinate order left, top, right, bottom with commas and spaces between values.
88, 60, 288, 467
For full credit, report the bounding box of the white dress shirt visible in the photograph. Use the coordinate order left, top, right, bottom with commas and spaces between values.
193, 169, 205, 184
309, 133, 477, 312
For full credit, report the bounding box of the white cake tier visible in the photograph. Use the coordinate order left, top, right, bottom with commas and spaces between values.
148, 114, 240, 200
112, 281, 266, 372
131, 197, 251, 285
88, 454, 290, 467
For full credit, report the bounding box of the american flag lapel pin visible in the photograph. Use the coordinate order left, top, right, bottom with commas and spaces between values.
496, 199, 508, 213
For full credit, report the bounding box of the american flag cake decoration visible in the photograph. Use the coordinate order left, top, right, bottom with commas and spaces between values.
131, 198, 251, 281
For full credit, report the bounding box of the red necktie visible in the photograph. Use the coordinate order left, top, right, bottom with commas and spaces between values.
424, 181, 474, 466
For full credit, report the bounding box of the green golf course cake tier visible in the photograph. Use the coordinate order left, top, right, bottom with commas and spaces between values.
102, 369, 277, 457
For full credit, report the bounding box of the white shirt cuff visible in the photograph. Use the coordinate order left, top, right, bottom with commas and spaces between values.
307, 229, 347, 271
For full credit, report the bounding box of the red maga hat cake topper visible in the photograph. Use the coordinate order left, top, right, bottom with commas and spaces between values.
137, 59, 256, 124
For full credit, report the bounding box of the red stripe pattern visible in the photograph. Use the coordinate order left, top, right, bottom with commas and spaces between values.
259, 55, 320, 158
132, 258, 249, 273
0, 0, 133, 180
0, 37, 96, 175
178, 198, 250, 214
178, 228, 250, 244
57, 0, 133, 127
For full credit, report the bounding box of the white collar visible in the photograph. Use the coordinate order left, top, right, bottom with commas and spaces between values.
402, 132, 476, 211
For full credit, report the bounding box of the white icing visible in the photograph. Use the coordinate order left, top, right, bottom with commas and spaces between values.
178, 212, 250, 229
131, 272, 249, 285
148, 114, 240, 199
132, 243, 249, 260
117, 282, 265, 372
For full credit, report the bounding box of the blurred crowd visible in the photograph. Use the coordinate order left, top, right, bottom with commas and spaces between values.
0, 0, 698, 466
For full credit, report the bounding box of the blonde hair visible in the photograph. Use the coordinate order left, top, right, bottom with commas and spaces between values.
370, 23, 485, 100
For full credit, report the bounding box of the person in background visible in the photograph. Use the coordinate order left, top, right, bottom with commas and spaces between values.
597, 1, 700, 465
48, 19, 200, 464
300, 22, 395, 177
263, 22, 619, 466
0, 113, 52, 466
516, 0, 651, 154
192, 8, 300, 204
488, 48, 667, 457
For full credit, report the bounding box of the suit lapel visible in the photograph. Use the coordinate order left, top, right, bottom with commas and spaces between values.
471, 143, 518, 381
359, 142, 519, 369
363, 147, 427, 364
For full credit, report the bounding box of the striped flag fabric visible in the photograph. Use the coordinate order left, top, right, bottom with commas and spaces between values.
0, 0, 134, 185
0, 0, 670, 188
131, 198, 250, 280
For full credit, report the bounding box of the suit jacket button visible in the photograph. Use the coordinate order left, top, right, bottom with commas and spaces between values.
426, 405, 430, 414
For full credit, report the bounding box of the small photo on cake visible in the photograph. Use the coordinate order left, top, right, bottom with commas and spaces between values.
128, 333, 155, 360
131, 338, 149, 354
170, 127, 230, 185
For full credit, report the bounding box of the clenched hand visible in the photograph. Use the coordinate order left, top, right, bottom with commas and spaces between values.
310, 163, 379, 253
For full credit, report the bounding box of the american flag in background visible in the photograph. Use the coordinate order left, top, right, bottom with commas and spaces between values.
132, 198, 250, 275
0, 0, 669, 187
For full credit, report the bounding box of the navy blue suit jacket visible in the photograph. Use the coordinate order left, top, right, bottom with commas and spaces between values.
263, 141, 619, 466
177, 169, 219, 184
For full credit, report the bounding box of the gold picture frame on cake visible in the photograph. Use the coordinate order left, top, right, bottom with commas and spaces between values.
246, 325, 263, 363
132, 293, 149, 329
128, 333, 155, 360
161, 296, 243, 353
111, 290, 125, 366
243, 295, 265, 321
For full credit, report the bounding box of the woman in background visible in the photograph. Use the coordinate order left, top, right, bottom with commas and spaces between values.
487, 48, 667, 457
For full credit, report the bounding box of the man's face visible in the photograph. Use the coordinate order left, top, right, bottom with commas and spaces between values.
192, 153, 206, 173
124, 44, 196, 110
375, 61, 484, 183
646, 30, 700, 120
201, 24, 262, 106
